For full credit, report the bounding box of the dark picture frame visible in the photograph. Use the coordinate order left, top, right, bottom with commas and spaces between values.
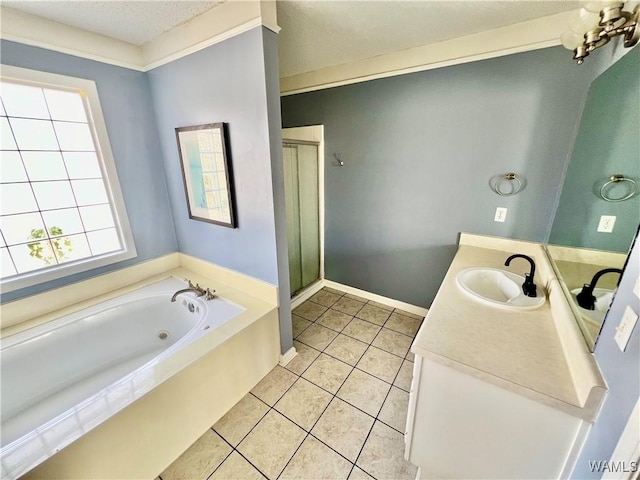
175, 123, 236, 228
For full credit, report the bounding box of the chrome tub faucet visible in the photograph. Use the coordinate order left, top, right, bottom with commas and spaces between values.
171, 279, 216, 302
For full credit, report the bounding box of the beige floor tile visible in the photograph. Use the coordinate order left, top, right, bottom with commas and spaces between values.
161, 430, 231, 480
356, 421, 418, 480
349, 466, 375, 480
337, 368, 390, 417
356, 346, 403, 383
210, 451, 264, 480
250, 365, 298, 406
325, 334, 368, 366
316, 309, 353, 332
310, 290, 342, 307
237, 410, 306, 480
341, 318, 381, 344
322, 286, 345, 296
302, 353, 352, 394
405, 350, 415, 363
285, 341, 321, 375
280, 435, 352, 480
372, 328, 413, 357
393, 360, 414, 392
367, 300, 393, 311
213, 393, 269, 446
275, 378, 332, 430
392, 308, 424, 320
292, 314, 313, 338
293, 301, 328, 321
384, 312, 423, 337
378, 386, 409, 433
296, 323, 339, 350
356, 304, 391, 326
333, 296, 366, 316
311, 398, 374, 462
344, 293, 368, 303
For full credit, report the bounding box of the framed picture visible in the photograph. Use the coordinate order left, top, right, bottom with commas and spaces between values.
175, 123, 237, 228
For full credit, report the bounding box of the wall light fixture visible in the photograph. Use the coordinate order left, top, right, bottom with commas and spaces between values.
561, 1, 639, 63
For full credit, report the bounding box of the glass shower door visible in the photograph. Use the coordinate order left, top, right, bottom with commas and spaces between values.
283, 142, 320, 295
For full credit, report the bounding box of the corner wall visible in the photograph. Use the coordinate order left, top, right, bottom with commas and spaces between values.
281, 46, 595, 306
0, 40, 178, 303
147, 27, 292, 352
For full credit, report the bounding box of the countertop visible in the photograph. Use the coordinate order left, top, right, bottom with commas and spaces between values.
411, 234, 606, 421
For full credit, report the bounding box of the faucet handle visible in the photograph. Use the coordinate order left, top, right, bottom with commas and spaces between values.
205, 288, 216, 301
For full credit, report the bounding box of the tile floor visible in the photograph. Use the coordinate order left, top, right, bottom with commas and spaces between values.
160, 287, 423, 480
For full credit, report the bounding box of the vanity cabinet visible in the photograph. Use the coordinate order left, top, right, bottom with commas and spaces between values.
405, 355, 586, 479
404, 234, 606, 479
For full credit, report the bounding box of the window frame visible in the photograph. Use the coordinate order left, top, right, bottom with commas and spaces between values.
1, 65, 137, 293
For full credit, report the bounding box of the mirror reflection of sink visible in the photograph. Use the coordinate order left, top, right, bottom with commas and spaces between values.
570, 287, 614, 325
455, 267, 545, 310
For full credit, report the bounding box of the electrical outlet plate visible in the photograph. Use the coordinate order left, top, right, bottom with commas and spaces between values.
615, 305, 639, 352
494, 207, 507, 223
634, 276, 640, 299
597, 215, 616, 233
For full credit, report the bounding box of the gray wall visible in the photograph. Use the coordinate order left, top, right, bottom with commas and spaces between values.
281, 46, 595, 306
550, 47, 639, 253
148, 28, 281, 286
572, 229, 640, 478
1, 40, 178, 303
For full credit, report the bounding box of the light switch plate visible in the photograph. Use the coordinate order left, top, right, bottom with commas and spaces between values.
597, 215, 616, 233
494, 207, 507, 222
615, 306, 639, 352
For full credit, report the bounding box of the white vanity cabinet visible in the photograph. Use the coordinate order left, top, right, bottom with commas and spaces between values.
405, 355, 586, 479
404, 234, 607, 479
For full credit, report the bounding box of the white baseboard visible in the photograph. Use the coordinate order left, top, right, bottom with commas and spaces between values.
323, 280, 429, 317
290, 280, 325, 309
279, 346, 298, 367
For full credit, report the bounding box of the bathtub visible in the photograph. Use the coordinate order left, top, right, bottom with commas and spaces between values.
0, 276, 244, 480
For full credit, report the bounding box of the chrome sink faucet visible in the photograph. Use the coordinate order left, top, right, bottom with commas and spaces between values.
504, 254, 537, 298
170, 279, 216, 302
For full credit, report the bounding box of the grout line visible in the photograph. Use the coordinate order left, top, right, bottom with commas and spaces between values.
204, 439, 235, 480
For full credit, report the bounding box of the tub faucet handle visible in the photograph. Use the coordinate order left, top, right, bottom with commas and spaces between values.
205, 288, 216, 301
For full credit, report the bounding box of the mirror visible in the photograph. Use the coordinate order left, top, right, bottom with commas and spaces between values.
547, 47, 640, 351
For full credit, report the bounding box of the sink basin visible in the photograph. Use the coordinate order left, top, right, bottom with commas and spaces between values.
570, 287, 614, 325
455, 267, 545, 310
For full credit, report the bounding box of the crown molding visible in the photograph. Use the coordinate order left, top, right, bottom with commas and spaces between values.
0, 7, 145, 71
280, 10, 578, 96
0, 1, 278, 72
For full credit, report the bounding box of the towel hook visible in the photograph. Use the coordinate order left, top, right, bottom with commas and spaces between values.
334, 153, 344, 167
599, 174, 637, 202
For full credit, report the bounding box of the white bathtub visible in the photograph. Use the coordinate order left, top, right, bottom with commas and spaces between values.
0, 276, 244, 480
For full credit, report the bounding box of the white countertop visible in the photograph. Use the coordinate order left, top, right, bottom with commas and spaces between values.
411, 234, 606, 421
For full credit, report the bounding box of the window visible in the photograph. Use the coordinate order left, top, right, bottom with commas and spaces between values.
0, 65, 136, 292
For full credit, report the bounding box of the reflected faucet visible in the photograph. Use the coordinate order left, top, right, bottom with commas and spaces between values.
504, 254, 537, 298
576, 268, 623, 310
170, 279, 215, 302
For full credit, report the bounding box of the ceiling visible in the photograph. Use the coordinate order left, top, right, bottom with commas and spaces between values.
3, 0, 579, 77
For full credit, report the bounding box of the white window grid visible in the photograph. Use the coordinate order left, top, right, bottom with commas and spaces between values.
0, 65, 136, 292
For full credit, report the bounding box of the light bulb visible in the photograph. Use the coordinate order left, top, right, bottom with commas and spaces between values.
581, 1, 622, 13
569, 8, 601, 33
561, 31, 585, 50
582, 1, 605, 13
